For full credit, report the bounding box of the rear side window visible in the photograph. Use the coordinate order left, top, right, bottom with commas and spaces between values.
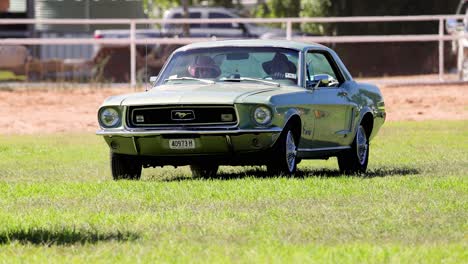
208, 13, 234, 29
172, 12, 202, 28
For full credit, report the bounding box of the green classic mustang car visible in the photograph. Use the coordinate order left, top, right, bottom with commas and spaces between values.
97, 40, 386, 179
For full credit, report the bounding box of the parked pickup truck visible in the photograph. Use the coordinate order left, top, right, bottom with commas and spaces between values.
94, 7, 302, 40
92, 7, 310, 82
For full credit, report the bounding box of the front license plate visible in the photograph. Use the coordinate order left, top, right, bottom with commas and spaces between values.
169, 139, 195, 149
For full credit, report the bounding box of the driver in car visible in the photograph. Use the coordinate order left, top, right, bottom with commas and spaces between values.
188, 55, 221, 79
262, 52, 297, 80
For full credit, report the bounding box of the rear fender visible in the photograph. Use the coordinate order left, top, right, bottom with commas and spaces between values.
354, 107, 373, 138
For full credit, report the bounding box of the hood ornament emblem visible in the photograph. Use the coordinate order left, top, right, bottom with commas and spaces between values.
171, 110, 195, 120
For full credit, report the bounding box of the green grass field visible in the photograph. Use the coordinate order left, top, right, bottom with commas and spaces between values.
0, 121, 466, 263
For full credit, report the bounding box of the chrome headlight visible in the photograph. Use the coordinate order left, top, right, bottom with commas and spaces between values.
99, 107, 121, 128
253, 106, 272, 126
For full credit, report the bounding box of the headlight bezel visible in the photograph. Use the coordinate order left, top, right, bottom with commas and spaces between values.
252, 105, 272, 126
98, 106, 121, 128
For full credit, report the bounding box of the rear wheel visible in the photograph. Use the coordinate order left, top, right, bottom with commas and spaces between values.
190, 164, 219, 178
337, 125, 369, 175
110, 151, 142, 180
267, 127, 297, 176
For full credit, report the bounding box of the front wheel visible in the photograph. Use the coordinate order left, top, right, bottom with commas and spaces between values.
337, 125, 369, 175
190, 164, 219, 178
110, 152, 142, 180
267, 127, 298, 176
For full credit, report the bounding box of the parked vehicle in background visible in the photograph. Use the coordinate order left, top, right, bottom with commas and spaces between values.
446, 0, 468, 80
92, 7, 313, 82
97, 40, 386, 180
161, 7, 303, 39
94, 29, 162, 41
94, 7, 307, 40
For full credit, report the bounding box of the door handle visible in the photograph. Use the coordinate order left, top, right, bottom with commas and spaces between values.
337, 91, 348, 97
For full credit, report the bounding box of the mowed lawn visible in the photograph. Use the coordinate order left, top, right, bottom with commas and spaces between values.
0, 121, 466, 263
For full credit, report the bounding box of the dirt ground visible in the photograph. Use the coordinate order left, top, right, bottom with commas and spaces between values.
0, 83, 467, 134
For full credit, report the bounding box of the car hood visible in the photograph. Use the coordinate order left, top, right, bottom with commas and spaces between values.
109, 82, 284, 106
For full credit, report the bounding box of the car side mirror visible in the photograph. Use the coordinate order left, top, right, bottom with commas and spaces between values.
306, 74, 338, 89
446, 18, 464, 33
149, 76, 158, 85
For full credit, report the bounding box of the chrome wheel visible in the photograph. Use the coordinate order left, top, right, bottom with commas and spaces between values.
267, 126, 298, 176
356, 125, 368, 165
285, 130, 297, 173
338, 123, 370, 175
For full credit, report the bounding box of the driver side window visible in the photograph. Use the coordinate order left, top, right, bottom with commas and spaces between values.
306, 51, 339, 87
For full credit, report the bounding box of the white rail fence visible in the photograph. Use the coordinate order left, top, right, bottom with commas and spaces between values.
1, 15, 467, 87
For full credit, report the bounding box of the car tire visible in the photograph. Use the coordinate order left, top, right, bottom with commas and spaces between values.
267, 126, 298, 176
190, 164, 219, 178
110, 151, 142, 180
337, 124, 369, 175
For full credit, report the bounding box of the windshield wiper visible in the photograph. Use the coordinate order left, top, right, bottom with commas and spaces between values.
220, 77, 280, 87
164, 77, 215, 84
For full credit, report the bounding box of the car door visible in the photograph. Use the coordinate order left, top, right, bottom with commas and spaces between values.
302, 49, 357, 149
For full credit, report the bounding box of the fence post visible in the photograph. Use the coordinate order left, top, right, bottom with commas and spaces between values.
286, 21, 292, 40
458, 33, 464, 79
438, 18, 444, 81
130, 21, 136, 89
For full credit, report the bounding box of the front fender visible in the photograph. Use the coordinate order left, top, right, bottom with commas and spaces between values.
270, 107, 302, 145
280, 108, 301, 129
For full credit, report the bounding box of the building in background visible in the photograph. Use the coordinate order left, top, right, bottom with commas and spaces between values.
36, 0, 146, 60
1, 0, 146, 59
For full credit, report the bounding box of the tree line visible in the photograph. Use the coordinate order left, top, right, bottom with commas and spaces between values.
144, 0, 461, 35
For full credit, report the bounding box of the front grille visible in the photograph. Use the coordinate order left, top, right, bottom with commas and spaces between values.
127, 105, 237, 127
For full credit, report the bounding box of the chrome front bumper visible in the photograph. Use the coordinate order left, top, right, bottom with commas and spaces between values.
97, 127, 283, 156
96, 127, 282, 137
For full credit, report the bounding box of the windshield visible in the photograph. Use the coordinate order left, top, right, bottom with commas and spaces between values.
156, 47, 300, 86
